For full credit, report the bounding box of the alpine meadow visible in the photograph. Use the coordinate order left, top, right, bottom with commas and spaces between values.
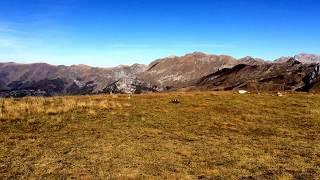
1, 0, 320, 179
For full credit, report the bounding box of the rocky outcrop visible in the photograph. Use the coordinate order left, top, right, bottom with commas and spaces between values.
300, 63, 320, 91
103, 76, 162, 94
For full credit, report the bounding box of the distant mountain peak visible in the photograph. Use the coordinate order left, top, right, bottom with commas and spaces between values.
185, 51, 208, 56
275, 53, 320, 64
296, 52, 320, 56
294, 53, 320, 63
238, 56, 267, 65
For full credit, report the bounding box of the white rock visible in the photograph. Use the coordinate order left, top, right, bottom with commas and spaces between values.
277, 92, 283, 97
238, 90, 248, 94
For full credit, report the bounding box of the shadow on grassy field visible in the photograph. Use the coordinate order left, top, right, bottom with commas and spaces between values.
0, 91, 319, 179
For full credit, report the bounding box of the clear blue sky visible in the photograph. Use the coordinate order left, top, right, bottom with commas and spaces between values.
0, 0, 319, 67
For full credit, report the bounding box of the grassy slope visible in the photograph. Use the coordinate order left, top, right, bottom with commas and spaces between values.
0, 92, 319, 179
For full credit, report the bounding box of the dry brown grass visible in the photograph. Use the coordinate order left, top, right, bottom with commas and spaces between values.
0, 91, 319, 179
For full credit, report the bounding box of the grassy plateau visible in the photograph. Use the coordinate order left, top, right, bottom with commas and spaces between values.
0, 91, 319, 179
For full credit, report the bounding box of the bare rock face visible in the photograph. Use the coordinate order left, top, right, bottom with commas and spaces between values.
68, 63, 147, 92
301, 63, 320, 91
103, 76, 162, 94
139, 52, 239, 88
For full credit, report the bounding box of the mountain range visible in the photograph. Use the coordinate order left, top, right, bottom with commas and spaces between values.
0, 52, 319, 97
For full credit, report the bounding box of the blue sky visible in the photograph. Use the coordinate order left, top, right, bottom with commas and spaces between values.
0, 0, 319, 67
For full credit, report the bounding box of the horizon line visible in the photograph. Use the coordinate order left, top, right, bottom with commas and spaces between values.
0, 51, 318, 68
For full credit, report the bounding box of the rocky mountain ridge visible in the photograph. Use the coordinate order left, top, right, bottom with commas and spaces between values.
0, 52, 319, 97
198, 58, 320, 92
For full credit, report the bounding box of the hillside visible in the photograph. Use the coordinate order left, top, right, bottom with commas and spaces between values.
197, 58, 320, 92
139, 52, 239, 88
0, 63, 146, 96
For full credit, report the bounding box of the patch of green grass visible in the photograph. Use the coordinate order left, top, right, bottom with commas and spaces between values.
0, 92, 319, 179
